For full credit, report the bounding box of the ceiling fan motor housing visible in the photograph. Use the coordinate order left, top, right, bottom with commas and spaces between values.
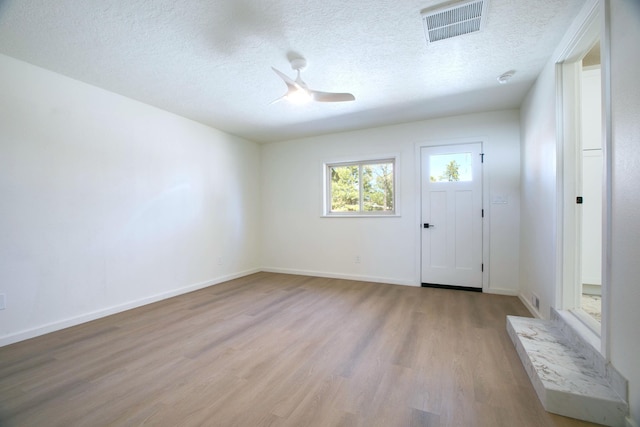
290, 58, 307, 71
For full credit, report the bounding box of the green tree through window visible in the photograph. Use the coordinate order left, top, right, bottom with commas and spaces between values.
330, 165, 359, 211
328, 160, 395, 214
429, 152, 472, 183
363, 163, 393, 211
441, 160, 460, 182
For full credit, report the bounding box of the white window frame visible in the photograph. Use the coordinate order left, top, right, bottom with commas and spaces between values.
323, 157, 398, 217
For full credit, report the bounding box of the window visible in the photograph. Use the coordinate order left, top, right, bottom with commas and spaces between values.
429, 152, 473, 182
325, 158, 396, 216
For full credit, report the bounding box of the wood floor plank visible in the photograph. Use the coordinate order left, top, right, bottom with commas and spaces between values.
0, 273, 604, 426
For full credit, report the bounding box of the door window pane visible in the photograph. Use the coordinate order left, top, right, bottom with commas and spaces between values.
429, 153, 472, 182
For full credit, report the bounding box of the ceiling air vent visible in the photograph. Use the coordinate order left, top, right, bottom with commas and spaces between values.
421, 0, 489, 44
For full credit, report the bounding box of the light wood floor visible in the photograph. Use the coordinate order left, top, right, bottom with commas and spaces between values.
0, 273, 603, 427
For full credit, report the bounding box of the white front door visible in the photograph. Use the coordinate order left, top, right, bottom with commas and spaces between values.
421, 143, 483, 289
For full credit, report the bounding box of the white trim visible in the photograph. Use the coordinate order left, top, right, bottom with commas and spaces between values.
261, 267, 417, 287
552, 0, 601, 64
600, 0, 612, 364
414, 136, 489, 290
558, 60, 582, 311
0, 268, 261, 347
555, 61, 566, 310
483, 288, 518, 296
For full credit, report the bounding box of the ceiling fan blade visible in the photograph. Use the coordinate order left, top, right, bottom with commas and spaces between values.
272, 67, 297, 90
269, 95, 287, 105
311, 91, 356, 102
272, 63, 355, 104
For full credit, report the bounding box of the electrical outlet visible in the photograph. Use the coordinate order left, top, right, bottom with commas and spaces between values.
532, 293, 540, 310
354, 255, 361, 264
217, 257, 223, 266
0, 294, 5, 310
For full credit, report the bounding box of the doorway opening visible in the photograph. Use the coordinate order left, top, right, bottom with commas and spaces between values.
556, 1, 610, 354
579, 42, 603, 323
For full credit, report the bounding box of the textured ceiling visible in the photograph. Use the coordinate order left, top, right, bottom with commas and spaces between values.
0, 0, 585, 143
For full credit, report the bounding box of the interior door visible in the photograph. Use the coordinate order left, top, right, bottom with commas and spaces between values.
421, 143, 483, 289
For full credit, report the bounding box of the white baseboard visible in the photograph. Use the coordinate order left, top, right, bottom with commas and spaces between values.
262, 268, 524, 296
518, 293, 542, 318
483, 287, 519, 296
0, 268, 260, 347
261, 267, 418, 287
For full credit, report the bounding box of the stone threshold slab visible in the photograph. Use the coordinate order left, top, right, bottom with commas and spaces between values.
507, 315, 628, 426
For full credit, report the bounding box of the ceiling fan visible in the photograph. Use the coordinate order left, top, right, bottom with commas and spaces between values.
271, 58, 355, 105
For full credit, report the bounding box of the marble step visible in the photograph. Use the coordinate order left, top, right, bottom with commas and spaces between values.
507, 315, 628, 426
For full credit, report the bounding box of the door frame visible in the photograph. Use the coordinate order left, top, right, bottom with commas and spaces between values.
415, 137, 489, 290
554, 0, 610, 356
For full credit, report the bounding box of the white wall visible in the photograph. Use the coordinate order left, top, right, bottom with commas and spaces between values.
609, 1, 640, 423
0, 54, 261, 345
518, 58, 558, 318
261, 110, 521, 294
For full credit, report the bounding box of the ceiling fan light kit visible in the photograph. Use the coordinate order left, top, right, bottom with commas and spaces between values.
271, 57, 355, 105
286, 87, 313, 104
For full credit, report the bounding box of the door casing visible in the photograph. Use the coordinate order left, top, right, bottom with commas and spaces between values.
554, 0, 610, 356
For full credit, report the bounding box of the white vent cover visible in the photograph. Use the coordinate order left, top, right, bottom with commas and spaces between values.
421, 0, 489, 44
